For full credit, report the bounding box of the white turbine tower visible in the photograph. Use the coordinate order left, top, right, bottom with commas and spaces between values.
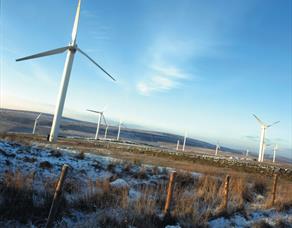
176, 140, 180, 151
117, 119, 123, 141
32, 113, 42, 134
246, 149, 249, 157
215, 144, 220, 156
104, 125, 109, 139
253, 114, 279, 162
182, 131, 187, 151
273, 144, 278, 163
16, 0, 116, 143
87, 109, 107, 140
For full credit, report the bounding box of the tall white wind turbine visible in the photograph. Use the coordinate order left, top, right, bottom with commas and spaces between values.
215, 143, 220, 156
87, 109, 107, 140
182, 131, 187, 151
176, 140, 180, 151
117, 119, 123, 141
252, 114, 279, 162
246, 149, 249, 157
32, 113, 42, 134
104, 125, 109, 139
16, 0, 116, 143
273, 144, 278, 163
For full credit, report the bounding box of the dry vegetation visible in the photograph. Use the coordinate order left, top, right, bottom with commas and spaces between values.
2, 133, 292, 182
0, 134, 291, 227
1, 164, 291, 227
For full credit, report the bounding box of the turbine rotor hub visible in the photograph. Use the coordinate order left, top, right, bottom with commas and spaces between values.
68, 44, 77, 53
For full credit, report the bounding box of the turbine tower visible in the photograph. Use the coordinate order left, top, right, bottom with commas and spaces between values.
117, 119, 123, 141
32, 113, 42, 134
253, 114, 279, 162
16, 0, 116, 143
87, 109, 107, 140
246, 149, 249, 157
176, 140, 180, 151
104, 125, 109, 139
182, 131, 187, 151
215, 144, 220, 156
273, 144, 278, 163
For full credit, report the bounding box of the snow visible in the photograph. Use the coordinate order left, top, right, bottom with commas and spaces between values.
110, 178, 129, 189
209, 210, 292, 227
165, 224, 181, 228
0, 139, 291, 227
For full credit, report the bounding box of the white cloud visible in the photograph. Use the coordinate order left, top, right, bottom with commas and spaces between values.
137, 64, 188, 95
136, 37, 200, 96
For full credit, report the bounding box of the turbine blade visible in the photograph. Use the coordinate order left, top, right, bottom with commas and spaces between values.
267, 121, 280, 128
87, 109, 102, 114
71, 0, 82, 44
16, 46, 69, 62
252, 114, 265, 125
77, 48, 116, 81
36, 113, 42, 120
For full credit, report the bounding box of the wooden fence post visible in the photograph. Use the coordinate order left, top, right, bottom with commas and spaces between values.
223, 175, 230, 211
271, 174, 278, 206
45, 164, 69, 228
164, 171, 176, 215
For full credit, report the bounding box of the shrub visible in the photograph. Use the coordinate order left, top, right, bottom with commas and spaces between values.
49, 150, 62, 158
252, 220, 273, 228
39, 161, 52, 169
252, 179, 267, 196
75, 151, 85, 160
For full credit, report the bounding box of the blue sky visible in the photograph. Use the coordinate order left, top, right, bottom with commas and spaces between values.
1, 0, 291, 158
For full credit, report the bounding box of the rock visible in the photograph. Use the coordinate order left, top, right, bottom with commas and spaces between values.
110, 178, 129, 190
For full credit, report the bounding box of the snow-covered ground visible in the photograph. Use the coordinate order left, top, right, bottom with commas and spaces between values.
0, 139, 291, 228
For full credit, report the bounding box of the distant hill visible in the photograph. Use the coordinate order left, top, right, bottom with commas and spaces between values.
0, 108, 225, 149
1, 108, 290, 164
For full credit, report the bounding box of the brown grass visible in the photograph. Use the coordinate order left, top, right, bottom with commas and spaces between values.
0, 171, 55, 224
1, 168, 291, 227
4, 133, 291, 182
268, 179, 292, 211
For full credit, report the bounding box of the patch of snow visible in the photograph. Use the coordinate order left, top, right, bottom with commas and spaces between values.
209, 217, 231, 228
110, 178, 129, 189
165, 224, 181, 228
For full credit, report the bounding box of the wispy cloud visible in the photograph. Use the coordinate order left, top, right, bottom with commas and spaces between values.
137, 64, 188, 95
137, 38, 197, 96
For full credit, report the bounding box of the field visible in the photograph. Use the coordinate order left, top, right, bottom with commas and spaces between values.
0, 133, 292, 228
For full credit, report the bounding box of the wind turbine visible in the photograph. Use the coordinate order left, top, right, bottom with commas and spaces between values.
182, 131, 187, 151
176, 140, 180, 151
87, 108, 107, 140
16, 0, 116, 143
117, 119, 124, 141
253, 114, 279, 162
32, 113, 42, 134
246, 149, 249, 157
215, 143, 220, 156
104, 125, 109, 139
273, 144, 278, 163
